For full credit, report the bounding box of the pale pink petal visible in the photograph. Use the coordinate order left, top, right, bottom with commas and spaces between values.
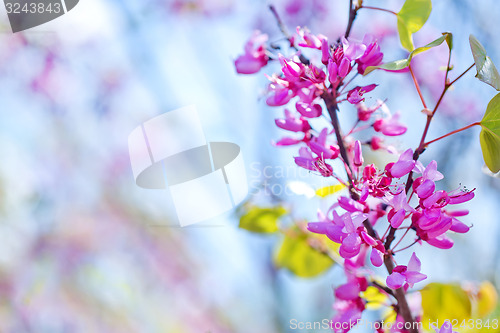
370, 248, 384, 267
427, 235, 454, 249
390, 209, 406, 228
449, 218, 470, 233
361, 231, 377, 246
335, 282, 360, 301
390, 160, 415, 178
405, 271, 427, 286
386, 272, 406, 289
407, 252, 421, 272
416, 179, 436, 199
275, 137, 301, 146
307, 222, 330, 234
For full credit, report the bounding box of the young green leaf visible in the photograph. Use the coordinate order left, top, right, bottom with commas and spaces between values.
239, 206, 286, 233
274, 229, 334, 277
480, 93, 500, 173
397, 0, 432, 51
469, 35, 500, 91
364, 33, 450, 75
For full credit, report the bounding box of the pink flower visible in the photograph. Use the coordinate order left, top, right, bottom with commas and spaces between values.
342, 37, 367, 61
296, 101, 322, 118
308, 210, 368, 259
353, 140, 364, 167
347, 84, 377, 104
338, 196, 366, 213
370, 136, 397, 154
448, 187, 475, 204
279, 54, 304, 82
374, 112, 407, 136
412, 160, 444, 199
235, 31, 269, 74
338, 57, 351, 78
303, 64, 326, 83
356, 36, 384, 74
384, 189, 415, 228
331, 259, 367, 332
266, 75, 294, 106
266, 88, 294, 106
275, 109, 310, 132
294, 147, 333, 177
309, 128, 339, 159
328, 59, 339, 85
296, 26, 323, 49
360, 231, 385, 267
356, 100, 383, 121
389, 149, 415, 178
341, 35, 383, 74
386, 252, 427, 290
321, 38, 330, 65
274, 137, 302, 146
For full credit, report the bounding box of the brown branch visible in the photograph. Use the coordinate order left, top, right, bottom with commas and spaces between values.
268, 5, 309, 65
321, 92, 355, 186
344, 0, 357, 38
322, 90, 416, 332
372, 280, 395, 297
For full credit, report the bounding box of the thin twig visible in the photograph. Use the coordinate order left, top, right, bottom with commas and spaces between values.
409, 65, 428, 109
268, 5, 309, 64
361, 5, 397, 16
424, 122, 480, 146
344, 0, 357, 38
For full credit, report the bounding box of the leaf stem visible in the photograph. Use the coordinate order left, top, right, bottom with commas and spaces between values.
424, 122, 481, 146
268, 5, 309, 65
371, 280, 396, 297
391, 227, 412, 252
409, 65, 428, 109
404, 63, 476, 193
394, 238, 420, 253
447, 63, 475, 88
344, 0, 358, 38
360, 5, 398, 16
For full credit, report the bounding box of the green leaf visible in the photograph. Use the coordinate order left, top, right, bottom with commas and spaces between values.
421, 283, 472, 326
480, 93, 500, 173
239, 206, 286, 233
397, 17, 414, 52
397, 0, 432, 51
364, 33, 450, 75
274, 228, 334, 277
469, 35, 500, 91
444, 32, 453, 50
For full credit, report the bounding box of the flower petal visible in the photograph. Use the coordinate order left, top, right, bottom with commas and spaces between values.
386, 272, 406, 289
335, 282, 360, 301
407, 252, 422, 272
405, 271, 427, 286
390, 209, 406, 228
370, 248, 384, 267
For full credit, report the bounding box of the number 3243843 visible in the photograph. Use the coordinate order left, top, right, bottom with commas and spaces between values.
5, 2, 61, 14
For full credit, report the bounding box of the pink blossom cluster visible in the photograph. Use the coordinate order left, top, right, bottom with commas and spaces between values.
235, 23, 475, 333
235, 29, 409, 179
308, 146, 473, 267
